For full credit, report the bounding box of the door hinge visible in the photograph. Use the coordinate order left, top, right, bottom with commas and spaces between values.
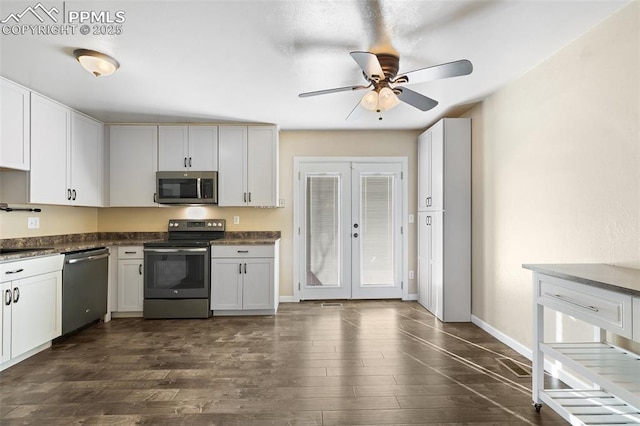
401, 226, 403, 235
298, 171, 301, 180
298, 282, 301, 291
401, 281, 404, 289
401, 171, 403, 180
298, 227, 300, 235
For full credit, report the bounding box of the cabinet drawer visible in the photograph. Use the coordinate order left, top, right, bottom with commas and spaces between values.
118, 246, 143, 259
211, 245, 274, 258
0, 254, 64, 283
537, 274, 633, 339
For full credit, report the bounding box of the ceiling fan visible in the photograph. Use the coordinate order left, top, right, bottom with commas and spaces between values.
299, 51, 473, 120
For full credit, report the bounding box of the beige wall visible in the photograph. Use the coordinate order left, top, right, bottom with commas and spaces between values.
0, 203, 98, 238
98, 129, 421, 297
466, 2, 640, 349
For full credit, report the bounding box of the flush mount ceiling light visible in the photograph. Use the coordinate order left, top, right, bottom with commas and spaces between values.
73, 49, 119, 77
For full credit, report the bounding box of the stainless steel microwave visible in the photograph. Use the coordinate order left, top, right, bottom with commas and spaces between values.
156, 171, 218, 204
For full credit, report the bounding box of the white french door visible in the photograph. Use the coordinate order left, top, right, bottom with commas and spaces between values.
295, 159, 405, 300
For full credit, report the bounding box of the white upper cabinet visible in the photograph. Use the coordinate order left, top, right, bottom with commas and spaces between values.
218, 125, 278, 207
0, 78, 30, 171
158, 125, 218, 171
29, 95, 103, 207
70, 112, 103, 206
417, 121, 444, 212
109, 125, 158, 207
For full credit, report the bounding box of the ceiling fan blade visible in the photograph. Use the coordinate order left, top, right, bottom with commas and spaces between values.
396, 87, 439, 111
299, 85, 369, 98
350, 51, 385, 82
397, 59, 473, 84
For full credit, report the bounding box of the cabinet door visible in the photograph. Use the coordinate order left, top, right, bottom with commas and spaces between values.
417, 129, 432, 211
247, 126, 278, 207
417, 212, 432, 311
29, 93, 70, 205
117, 259, 144, 312
429, 120, 444, 211
218, 126, 247, 206
109, 125, 158, 207
211, 258, 243, 310
242, 258, 274, 310
10, 271, 62, 358
158, 126, 188, 171
188, 126, 218, 171
430, 212, 444, 320
0, 282, 11, 363
70, 112, 103, 206
0, 78, 30, 170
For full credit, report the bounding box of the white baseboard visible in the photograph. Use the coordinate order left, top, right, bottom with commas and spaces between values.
471, 315, 532, 360
405, 293, 418, 301
279, 296, 299, 303
471, 314, 588, 390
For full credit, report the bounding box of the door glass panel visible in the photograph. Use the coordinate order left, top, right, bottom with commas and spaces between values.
306, 175, 341, 287
360, 175, 394, 286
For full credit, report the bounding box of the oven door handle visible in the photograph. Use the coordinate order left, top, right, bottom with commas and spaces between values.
143, 248, 209, 253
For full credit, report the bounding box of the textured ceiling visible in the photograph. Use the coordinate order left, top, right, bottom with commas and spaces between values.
0, 0, 631, 129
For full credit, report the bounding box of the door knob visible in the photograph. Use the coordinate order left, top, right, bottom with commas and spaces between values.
353, 233, 359, 238
353, 223, 359, 228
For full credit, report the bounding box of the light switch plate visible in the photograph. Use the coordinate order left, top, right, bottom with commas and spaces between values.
408, 214, 414, 223
233, 216, 240, 225
28, 217, 40, 229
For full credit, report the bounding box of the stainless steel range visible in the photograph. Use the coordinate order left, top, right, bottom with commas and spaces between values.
143, 219, 225, 319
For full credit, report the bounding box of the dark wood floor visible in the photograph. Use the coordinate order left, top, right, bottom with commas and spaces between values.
0, 300, 567, 425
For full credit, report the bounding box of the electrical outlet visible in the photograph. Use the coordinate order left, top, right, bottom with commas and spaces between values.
279, 199, 285, 207
28, 217, 40, 229
409, 270, 415, 279
408, 214, 414, 223
233, 216, 240, 225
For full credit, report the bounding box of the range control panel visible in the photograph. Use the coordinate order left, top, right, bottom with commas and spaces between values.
167, 219, 226, 231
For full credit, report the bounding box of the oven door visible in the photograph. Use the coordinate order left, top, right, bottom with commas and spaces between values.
143, 247, 210, 299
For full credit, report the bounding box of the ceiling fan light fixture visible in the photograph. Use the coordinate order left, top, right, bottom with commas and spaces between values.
360, 90, 379, 111
378, 87, 400, 111
73, 49, 119, 77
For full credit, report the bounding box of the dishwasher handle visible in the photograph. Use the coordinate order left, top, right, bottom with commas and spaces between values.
65, 252, 110, 264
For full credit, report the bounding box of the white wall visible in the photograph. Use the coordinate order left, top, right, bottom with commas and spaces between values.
467, 2, 639, 349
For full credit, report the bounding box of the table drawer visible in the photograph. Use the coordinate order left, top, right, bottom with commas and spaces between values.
537, 274, 633, 339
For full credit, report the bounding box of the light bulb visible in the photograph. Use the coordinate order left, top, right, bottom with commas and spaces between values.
360, 90, 379, 111
378, 87, 400, 111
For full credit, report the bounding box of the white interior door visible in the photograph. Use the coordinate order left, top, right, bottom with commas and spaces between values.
297, 160, 403, 300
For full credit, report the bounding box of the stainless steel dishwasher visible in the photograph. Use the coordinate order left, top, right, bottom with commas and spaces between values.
62, 247, 110, 335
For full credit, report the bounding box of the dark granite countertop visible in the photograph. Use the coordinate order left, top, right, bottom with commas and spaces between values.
523, 263, 640, 296
0, 231, 280, 262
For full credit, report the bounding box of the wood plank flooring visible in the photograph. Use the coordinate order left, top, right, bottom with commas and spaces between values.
0, 300, 568, 425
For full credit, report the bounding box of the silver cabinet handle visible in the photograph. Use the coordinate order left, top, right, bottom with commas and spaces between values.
5, 268, 24, 274
72, 189, 77, 200
549, 293, 599, 312
238, 263, 242, 274
243, 192, 247, 203
184, 157, 187, 168
13, 287, 19, 303
67, 189, 72, 200
66, 253, 110, 264
139, 264, 143, 275
4, 289, 11, 306
244, 263, 247, 274
248, 192, 251, 202
189, 157, 192, 167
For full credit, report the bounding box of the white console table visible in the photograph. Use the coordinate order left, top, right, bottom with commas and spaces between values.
523, 264, 640, 425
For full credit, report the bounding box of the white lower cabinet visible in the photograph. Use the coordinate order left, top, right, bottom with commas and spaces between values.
1, 255, 64, 370
116, 247, 144, 313
211, 242, 279, 315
